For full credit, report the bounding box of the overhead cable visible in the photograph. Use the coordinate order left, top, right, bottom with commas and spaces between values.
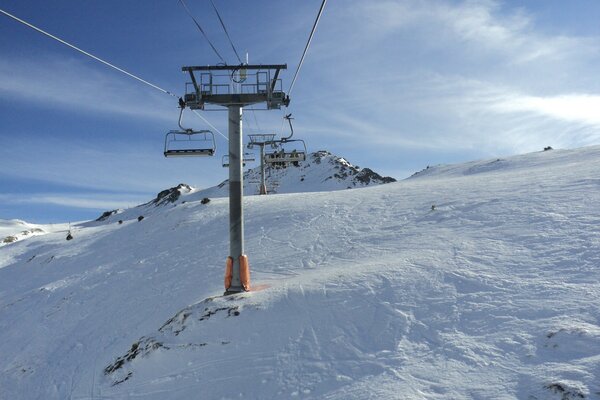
288, 0, 327, 97
179, 0, 227, 65
192, 110, 227, 141
250, 107, 262, 132
0, 7, 227, 141
0, 8, 179, 98
209, 0, 242, 64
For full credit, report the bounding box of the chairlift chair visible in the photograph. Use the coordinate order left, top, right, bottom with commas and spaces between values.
263, 113, 307, 164
164, 130, 216, 157
163, 104, 216, 157
263, 140, 307, 164
222, 152, 256, 167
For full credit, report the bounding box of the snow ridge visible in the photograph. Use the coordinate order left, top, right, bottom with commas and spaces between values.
0, 219, 46, 247
203, 150, 396, 197
86, 150, 395, 225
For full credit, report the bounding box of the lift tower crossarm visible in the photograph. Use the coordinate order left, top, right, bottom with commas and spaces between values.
182, 64, 287, 71
182, 64, 289, 111
270, 68, 282, 94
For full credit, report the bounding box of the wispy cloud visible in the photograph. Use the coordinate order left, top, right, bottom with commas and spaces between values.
299, 70, 600, 158
0, 136, 227, 194
0, 55, 175, 121
292, 0, 600, 160
0, 193, 150, 211
353, 0, 598, 65
492, 94, 600, 126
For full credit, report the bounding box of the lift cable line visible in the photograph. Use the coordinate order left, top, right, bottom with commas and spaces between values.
250, 106, 262, 131
178, 0, 227, 65
192, 110, 228, 141
287, 0, 327, 97
0, 8, 179, 98
0, 7, 227, 141
209, 0, 243, 64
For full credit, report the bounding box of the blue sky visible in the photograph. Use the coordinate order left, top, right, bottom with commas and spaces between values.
1, 0, 600, 223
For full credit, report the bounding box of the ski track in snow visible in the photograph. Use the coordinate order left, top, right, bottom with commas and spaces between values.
1, 147, 600, 399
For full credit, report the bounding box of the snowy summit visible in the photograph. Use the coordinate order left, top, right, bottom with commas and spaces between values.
204, 150, 397, 197
1, 146, 599, 399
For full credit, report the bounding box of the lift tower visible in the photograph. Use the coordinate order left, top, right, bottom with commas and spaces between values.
182, 64, 289, 294
248, 133, 276, 195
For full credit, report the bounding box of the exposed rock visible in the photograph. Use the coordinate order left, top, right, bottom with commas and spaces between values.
96, 209, 119, 222
3, 235, 18, 244
355, 168, 396, 185
147, 183, 192, 207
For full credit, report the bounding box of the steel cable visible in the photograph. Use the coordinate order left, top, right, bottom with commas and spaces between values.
179, 0, 228, 65
287, 0, 327, 97
0, 7, 228, 141
209, 0, 243, 64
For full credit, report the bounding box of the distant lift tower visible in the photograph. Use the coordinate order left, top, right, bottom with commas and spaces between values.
182, 64, 289, 294
247, 133, 276, 195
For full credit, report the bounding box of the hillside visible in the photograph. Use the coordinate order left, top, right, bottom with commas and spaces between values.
85, 150, 396, 226
192, 150, 396, 197
1, 146, 599, 399
0, 219, 61, 249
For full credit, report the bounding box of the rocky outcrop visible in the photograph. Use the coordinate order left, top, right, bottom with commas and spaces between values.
146, 184, 193, 207
355, 168, 396, 185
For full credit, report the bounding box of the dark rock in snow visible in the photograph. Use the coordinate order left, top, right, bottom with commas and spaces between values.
545, 382, 585, 399
96, 209, 119, 222
3, 235, 18, 244
355, 168, 396, 185
147, 183, 193, 207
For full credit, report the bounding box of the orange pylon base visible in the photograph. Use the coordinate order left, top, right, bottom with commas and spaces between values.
239, 255, 250, 291
224, 255, 251, 292
224, 256, 233, 290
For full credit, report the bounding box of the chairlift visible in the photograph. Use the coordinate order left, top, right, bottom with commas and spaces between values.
263, 141, 307, 164
66, 223, 73, 241
163, 103, 216, 157
222, 152, 256, 167
264, 114, 307, 164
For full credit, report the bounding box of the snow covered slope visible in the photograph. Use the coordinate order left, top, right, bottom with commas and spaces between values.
0, 219, 65, 248
197, 150, 396, 198
1, 146, 600, 399
85, 150, 395, 226
82, 150, 396, 226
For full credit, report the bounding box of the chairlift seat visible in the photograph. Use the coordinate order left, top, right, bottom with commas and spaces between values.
165, 148, 215, 157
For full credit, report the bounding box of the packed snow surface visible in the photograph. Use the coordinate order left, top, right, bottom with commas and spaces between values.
1, 146, 600, 399
0, 219, 68, 251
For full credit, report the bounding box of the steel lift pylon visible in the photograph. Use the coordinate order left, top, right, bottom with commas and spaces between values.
182, 64, 289, 294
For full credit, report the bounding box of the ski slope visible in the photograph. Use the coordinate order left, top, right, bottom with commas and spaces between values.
0, 219, 57, 248
1, 146, 599, 399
